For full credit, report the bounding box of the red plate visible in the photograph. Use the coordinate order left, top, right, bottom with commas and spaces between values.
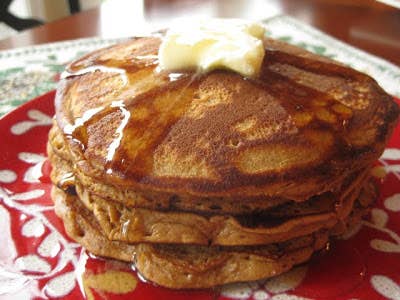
1, 91, 400, 300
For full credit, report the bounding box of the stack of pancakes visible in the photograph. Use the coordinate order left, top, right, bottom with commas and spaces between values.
47, 35, 399, 289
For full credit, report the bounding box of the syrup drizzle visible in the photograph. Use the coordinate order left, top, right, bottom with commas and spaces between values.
105, 100, 131, 173
57, 172, 75, 190
61, 65, 129, 86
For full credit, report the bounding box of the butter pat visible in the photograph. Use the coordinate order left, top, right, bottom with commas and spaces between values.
158, 19, 266, 77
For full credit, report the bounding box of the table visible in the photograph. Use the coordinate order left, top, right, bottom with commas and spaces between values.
0, 0, 399, 66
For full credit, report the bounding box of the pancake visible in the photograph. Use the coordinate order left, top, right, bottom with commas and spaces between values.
52, 186, 327, 288
52, 186, 137, 262
51, 180, 375, 289
53, 36, 399, 203
49, 120, 370, 216
48, 29, 398, 290
134, 181, 376, 289
48, 123, 290, 214
48, 143, 368, 246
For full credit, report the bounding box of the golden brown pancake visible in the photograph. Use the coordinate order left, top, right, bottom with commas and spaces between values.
54, 36, 399, 203
48, 143, 368, 246
48, 123, 290, 214
51, 186, 327, 288
51, 181, 375, 289
48, 118, 372, 216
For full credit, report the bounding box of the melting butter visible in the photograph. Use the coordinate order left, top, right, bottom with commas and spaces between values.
158, 18, 266, 77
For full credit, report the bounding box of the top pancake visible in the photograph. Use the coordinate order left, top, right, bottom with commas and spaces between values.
55, 35, 399, 200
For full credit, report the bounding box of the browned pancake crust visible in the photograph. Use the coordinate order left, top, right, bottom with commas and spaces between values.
48, 143, 371, 246
49, 121, 371, 215
52, 187, 137, 262
135, 182, 375, 289
54, 36, 399, 201
52, 184, 374, 289
51, 186, 328, 288
48, 124, 289, 214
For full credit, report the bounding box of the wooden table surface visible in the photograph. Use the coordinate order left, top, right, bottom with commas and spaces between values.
0, 0, 399, 66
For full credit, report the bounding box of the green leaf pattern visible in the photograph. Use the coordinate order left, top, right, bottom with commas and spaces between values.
0, 37, 123, 117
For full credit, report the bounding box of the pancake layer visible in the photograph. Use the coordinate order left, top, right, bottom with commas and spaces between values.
48, 33, 398, 288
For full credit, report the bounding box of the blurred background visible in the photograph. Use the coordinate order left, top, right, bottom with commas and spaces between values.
1, 0, 399, 40
0, 0, 399, 66
0, 0, 103, 39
